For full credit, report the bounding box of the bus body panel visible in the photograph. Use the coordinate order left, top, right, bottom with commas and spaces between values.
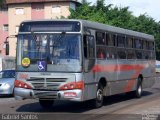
14, 19, 155, 103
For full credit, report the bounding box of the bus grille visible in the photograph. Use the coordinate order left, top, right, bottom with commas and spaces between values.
34, 90, 58, 99
26, 77, 67, 91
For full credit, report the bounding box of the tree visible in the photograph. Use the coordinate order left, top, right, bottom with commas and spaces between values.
69, 0, 160, 59
0, 0, 5, 6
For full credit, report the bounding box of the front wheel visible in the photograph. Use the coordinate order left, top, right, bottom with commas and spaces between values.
92, 83, 104, 108
39, 99, 54, 109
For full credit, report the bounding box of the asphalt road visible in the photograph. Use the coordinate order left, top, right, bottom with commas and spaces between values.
0, 76, 160, 120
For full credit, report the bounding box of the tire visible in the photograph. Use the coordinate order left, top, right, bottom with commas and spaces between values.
39, 99, 54, 109
92, 83, 104, 108
134, 78, 142, 98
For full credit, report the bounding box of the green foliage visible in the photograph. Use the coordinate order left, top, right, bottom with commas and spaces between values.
69, 0, 160, 60
0, 0, 5, 5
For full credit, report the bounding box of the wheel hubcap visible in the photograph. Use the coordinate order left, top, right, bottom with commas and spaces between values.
138, 85, 142, 95
97, 89, 103, 102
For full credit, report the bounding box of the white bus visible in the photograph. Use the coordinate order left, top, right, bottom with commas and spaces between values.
7, 19, 155, 109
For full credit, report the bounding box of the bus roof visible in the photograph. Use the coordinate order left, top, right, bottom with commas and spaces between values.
80, 20, 154, 41
20, 19, 154, 41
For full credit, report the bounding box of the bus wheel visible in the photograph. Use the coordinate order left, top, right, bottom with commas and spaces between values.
134, 78, 142, 98
39, 99, 54, 109
92, 83, 104, 108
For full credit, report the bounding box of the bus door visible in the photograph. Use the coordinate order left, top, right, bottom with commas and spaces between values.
83, 35, 95, 72
83, 35, 97, 99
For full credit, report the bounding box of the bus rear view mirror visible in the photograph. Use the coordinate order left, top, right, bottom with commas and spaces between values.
4, 35, 17, 55
5, 41, 9, 55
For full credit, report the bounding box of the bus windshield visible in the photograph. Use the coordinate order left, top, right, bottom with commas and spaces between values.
17, 34, 81, 72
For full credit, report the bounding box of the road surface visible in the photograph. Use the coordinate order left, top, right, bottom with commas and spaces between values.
0, 76, 160, 120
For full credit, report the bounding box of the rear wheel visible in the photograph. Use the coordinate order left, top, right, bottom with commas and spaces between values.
125, 77, 142, 98
134, 78, 142, 98
39, 99, 54, 109
92, 83, 104, 108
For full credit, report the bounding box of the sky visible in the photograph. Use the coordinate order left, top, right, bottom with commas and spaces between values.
87, 0, 160, 22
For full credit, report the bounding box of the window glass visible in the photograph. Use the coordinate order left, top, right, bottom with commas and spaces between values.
2, 70, 15, 78
117, 48, 126, 59
97, 46, 106, 59
126, 37, 133, 48
143, 40, 147, 49
19, 21, 81, 32
135, 39, 142, 49
117, 35, 125, 47
106, 47, 117, 59
149, 42, 154, 50
127, 50, 135, 59
3, 24, 8, 32
96, 32, 105, 45
106, 34, 116, 46
152, 51, 155, 59
136, 50, 142, 59
84, 35, 95, 58
143, 51, 149, 59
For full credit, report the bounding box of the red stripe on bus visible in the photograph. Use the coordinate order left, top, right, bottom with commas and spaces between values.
92, 64, 145, 73
124, 66, 144, 92
92, 64, 146, 92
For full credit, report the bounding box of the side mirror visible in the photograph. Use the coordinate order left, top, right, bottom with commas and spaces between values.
4, 35, 17, 56
6, 42, 9, 55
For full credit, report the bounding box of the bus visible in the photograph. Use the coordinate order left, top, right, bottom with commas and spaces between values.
10, 19, 155, 109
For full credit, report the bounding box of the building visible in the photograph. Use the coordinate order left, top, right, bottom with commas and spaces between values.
0, 0, 82, 57
0, 6, 8, 56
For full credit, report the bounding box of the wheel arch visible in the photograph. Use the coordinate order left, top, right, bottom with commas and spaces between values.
98, 77, 108, 96
98, 77, 107, 87
138, 74, 143, 83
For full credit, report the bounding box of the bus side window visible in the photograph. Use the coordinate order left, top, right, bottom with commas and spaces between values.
117, 35, 125, 47
135, 39, 142, 49
126, 37, 133, 48
97, 46, 106, 59
96, 32, 105, 45
106, 33, 117, 59
83, 35, 95, 59
136, 50, 142, 59
149, 42, 154, 50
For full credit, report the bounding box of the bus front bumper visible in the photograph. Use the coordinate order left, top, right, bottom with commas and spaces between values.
14, 87, 83, 102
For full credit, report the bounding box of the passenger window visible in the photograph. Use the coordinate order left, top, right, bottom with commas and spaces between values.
149, 42, 154, 50
106, 47, 117, 59
127, 50, 135, 59
96, 32, 105, 45
117, 35, 125, 47
135, 50, 142, 59
117, 48, 126, 59
152, 51, 155, 59
143, 40, 147, 49
106, 34, 116, 46
135, 39, 142, 49
97, 46, 106, 59
126, 37, 133, 48
143, 51, 149, 59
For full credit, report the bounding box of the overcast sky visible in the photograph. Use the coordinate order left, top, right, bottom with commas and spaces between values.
87, 0, 160, 22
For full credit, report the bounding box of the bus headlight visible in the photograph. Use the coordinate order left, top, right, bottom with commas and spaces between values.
14, 80, 32, 89
59, 81, 84, 90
